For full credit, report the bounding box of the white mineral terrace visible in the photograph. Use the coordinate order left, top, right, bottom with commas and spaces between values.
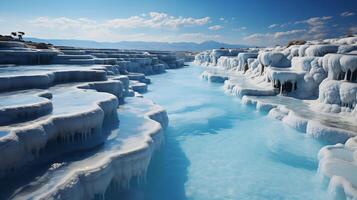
10, 97, 168, 199
0, 41, 186, 199
195, 36, 357, 199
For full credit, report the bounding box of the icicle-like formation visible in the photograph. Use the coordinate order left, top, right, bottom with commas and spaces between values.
318, 136, 357, 200
323, 54, 357, 81
10, 97, 168, 200
318, 79, 357, 110
0, 88, 119, 178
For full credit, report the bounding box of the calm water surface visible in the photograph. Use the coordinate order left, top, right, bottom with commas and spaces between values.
117, 64, 329, 200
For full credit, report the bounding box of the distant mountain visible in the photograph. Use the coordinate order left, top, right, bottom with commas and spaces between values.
25, 37, 251, 51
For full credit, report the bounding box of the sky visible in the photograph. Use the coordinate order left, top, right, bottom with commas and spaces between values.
0, 0, 356, 46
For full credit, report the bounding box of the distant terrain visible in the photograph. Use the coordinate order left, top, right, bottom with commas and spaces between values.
26, 37, 251, 51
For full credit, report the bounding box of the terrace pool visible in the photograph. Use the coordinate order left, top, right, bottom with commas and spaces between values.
116, 64, 330, 200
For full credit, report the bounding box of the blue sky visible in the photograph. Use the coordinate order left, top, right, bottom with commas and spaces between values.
0, 0, 356, 46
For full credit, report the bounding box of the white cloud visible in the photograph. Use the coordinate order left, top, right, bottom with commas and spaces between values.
30, 12, 210, 30
4, 16, 218, 43
244, 29, 306, 46
232, 27, 247, 31
293, 16, 333, 40
274, 29, 305, 38
295, 16, 332, 26
208, 25, 223, 30
19, 13, 214, 42
219, 17, 225, 21
267, 17, 332, 30
244, 33, 264, 40
268, 17, 332, 30
30, 17, 97, 30
268, 24, 278, 29
244, 14, 349, 46
340, 11, 355, 17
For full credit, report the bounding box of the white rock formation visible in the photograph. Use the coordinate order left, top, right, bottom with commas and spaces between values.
318, 136, 357, 199
195, 36, 357, 199
0, 42, 179, 199
0, 86, 119, 178
10, 97, 168, 200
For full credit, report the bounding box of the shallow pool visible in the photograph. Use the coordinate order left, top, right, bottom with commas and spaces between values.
117, 64, 330, 200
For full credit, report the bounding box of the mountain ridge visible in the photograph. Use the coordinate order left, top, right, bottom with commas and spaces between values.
26, 37, 251, 51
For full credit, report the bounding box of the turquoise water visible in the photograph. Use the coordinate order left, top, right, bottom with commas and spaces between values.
118, 65, 329, 200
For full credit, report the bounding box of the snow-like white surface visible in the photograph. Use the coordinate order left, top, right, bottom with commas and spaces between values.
194, 49, 244, 67
237, 53, 258, 71
0, 85, 119, 177
304, 45, 339, 57
10, 97, 168, 200
196, 37, 357, 143
224, 77, 275, 97
0, 65, 111, 92
195, 35, 357, 121
129, 80, 148, 93
318, 136, 357, 199
0, 65, 149, 178
258, 51, 290, 68
0, 90, 52, 125
201, 70, 229, 83
318, 79, 357, 113
0, 44, 181, 198
322, 54, 357, 80
240, 95, 356, 143
216, 56, 239, 70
